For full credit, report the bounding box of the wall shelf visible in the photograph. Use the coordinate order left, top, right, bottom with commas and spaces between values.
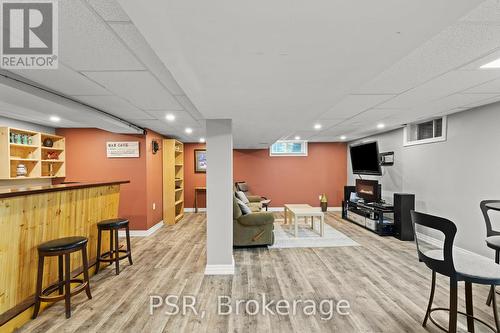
163, 139, 184, 225
0, 127, 66, 179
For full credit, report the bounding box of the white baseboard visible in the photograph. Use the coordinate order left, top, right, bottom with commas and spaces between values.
184, 208, 207, 213
118, 220, 164, 237
267, 206, 341, 212
205, 256, 235, 275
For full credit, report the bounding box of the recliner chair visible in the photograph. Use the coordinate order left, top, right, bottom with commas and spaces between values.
233, 195, 274, 247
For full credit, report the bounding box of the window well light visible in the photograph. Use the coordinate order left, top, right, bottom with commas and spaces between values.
314, 123, 322, 130
49, 115, 61, 122
294, 136, 301, 140
165, 113, 175, 121
185, 127, 193, 134
377, 123, 385, 129
199, 137, 206, 143
480, 57, 500, 69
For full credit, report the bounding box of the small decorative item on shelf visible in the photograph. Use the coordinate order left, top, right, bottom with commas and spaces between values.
46, 151, 59, 160
27, 136, 33, 145
22, 134, 28, 145
9, 132, 14, 143
43, 137, 54, 147
48, 163, 54, 177
16, 163, 27, 177
15, 133, 21, 144
319, 193, 328, 212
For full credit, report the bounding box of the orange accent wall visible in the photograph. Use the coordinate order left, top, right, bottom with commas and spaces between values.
184, 142, 347, 208
55, 128, 163, 230
184, 143, 207, 209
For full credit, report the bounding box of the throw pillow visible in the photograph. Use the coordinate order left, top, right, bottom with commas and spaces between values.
235, 191, 250, 204
236, 198, 252, 215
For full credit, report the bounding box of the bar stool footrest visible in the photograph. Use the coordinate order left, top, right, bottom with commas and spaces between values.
39, 279, 88, 303
98, 249, 131, 262
428, 307, 498, 333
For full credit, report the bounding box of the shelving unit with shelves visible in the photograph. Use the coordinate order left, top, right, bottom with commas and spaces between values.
0, 127, 66, 179
163, 139, 184, 224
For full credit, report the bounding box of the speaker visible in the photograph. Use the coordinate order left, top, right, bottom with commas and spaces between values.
394, 193, 415, 241
342, 186, 356, 219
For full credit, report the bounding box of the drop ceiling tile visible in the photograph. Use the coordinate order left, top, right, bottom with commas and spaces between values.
82, 71, 183, 110
109, 23, 185, 95
355, 23, 500, 94
59, 0, 144, 71
378, 70, 500, 109
320, 94, 395, 119
145, 110, 199, 125
175, 95, 204, 119
408, 93, 499, 118
73, 95, 155, 119
464, 77, 500, 93
9, 64, 111, 96
87, 0, 131, 22
461, 0, 500, 22
462, 94, 500, 109
348, 108, 406, 124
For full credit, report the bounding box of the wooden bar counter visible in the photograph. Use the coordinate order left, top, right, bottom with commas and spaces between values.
0, 180, 129, 329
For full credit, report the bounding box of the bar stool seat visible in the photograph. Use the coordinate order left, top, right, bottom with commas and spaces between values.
33, 236, 92, 319
97, 218, 129, 229
95, 218, 132, 275
426, 249, 500, 284
38, 236, 88, 253
487, 236, 500, 250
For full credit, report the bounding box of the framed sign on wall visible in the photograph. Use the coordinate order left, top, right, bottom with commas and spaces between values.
106, 141, 140, 158
194, 149, 207, 173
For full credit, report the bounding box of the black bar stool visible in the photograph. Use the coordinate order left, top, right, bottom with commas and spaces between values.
33, 236, 92, 319
480, 200, 500, 306
95, 218, 132, 275
412, 211, 500, 333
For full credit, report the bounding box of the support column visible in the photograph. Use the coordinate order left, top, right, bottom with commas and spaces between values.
205, 119, 234, 275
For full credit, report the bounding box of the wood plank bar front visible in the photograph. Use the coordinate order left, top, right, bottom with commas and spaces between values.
0, 181, 128, 329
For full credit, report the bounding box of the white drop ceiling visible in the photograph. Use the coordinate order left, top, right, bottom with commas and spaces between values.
1, 0, 500, 147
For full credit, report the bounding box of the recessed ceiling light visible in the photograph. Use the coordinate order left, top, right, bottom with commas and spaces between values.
314, 123, 322, 130
185, 127, 193, 134
199, 137, 205, 143
340, 135, 347, 140
165, 113, 175, 121
480, 57, 500, 69
49, 115, 61, 122
294, 135, 301, 140
377, 123, 385, 129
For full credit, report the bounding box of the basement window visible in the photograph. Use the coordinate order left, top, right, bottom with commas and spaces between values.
404, 116, 447, 147
270, 140, 308, 156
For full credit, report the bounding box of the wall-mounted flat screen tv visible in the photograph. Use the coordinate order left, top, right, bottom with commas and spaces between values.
350, 142, 382, 175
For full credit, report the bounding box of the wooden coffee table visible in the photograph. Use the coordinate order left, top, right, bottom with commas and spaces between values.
284, 204, 325, 238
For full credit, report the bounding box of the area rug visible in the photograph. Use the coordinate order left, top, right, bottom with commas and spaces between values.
268, 219, 359, 249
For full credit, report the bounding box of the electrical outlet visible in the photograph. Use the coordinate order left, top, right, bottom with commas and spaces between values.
153, 203, 156, 210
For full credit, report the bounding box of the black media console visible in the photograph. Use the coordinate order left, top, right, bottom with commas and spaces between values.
341, 185, 415, 240
343, 200, 395, 236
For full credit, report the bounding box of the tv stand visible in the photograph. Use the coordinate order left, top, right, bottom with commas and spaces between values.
343, 200, 395, 236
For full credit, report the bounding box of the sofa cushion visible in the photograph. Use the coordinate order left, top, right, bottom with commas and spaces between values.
233, 195, 243, 219
236, 198, 252, 215
248, 202, 263, 212
238, 212, 275, 226
235, 191, 250, 204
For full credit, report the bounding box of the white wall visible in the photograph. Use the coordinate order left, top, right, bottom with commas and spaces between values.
0, 116, 54, 189
348, 103, 500, 258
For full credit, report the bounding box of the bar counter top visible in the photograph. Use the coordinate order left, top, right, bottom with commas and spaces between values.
0, 180, 130, 199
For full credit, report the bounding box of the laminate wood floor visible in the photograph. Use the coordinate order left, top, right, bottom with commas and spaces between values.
16, 212, 498, 333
